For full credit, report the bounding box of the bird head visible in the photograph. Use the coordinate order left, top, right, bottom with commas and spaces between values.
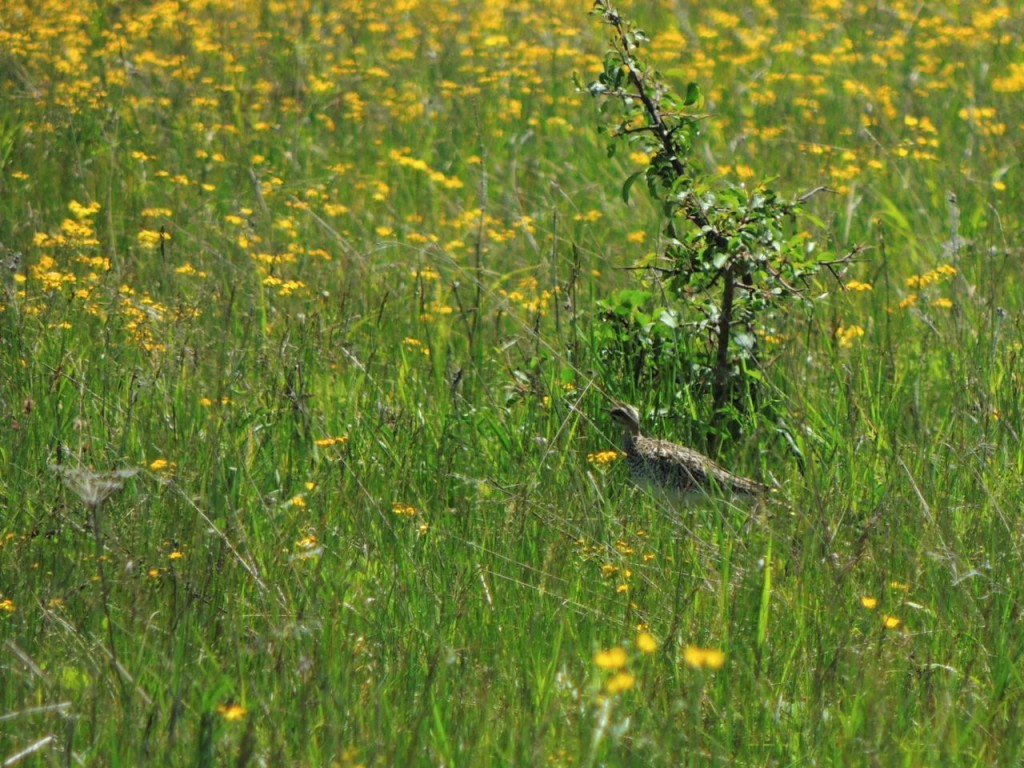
608, 403, 642, 436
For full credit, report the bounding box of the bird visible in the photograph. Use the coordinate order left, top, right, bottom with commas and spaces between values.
608, 403, 768, 497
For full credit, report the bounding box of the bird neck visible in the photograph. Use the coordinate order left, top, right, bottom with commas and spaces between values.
621, 431, 638, 452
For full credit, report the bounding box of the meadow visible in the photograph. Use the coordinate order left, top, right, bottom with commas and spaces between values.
1, 0, 1023, 764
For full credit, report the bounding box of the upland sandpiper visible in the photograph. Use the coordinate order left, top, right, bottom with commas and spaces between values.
608, 403, 768, 497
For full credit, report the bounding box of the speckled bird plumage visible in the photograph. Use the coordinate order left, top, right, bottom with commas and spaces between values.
608, 403, 767, 496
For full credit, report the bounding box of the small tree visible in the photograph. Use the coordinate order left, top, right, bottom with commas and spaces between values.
583, 1, 848, 439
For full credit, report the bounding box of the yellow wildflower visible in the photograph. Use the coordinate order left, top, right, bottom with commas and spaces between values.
217, 703, 247, 721
683, 646, 725, 670
137, 229, 170, 249
605, 671, 635, 694
594, 646, 628, 670
637, 632, 658, 653
588, 450, 622, 467
837, 325, 865, 348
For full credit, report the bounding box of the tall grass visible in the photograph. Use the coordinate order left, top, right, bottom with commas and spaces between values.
1, 0, 1022, 765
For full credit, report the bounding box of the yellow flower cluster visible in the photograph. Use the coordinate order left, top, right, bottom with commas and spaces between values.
587, 450, 622, 467
905, 264, 956, 290
593, 632, 721, 694
498, 276, 556, 315
901, 264, 957, 312
314, 436, 348, 447
392, 502, 418, 517
837, 325, 865, 348
593, 631, 660, 695
390, 149, 464, 190
683, 646, 726, 670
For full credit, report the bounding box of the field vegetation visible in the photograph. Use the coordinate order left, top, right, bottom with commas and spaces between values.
1, 0, 1022, 764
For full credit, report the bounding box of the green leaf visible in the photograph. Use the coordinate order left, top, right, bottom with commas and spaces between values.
876, 193, 911, 234
658, 309, 679, 329
621, 170, 645, 203
757, 537, 772, 652
617, 288, 652, 306
683, 82, 701, 107
800, 211, 826, 228
734, 332, 756, 350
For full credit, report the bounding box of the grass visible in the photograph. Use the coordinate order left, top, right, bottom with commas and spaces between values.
1, 0, 1023, 765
